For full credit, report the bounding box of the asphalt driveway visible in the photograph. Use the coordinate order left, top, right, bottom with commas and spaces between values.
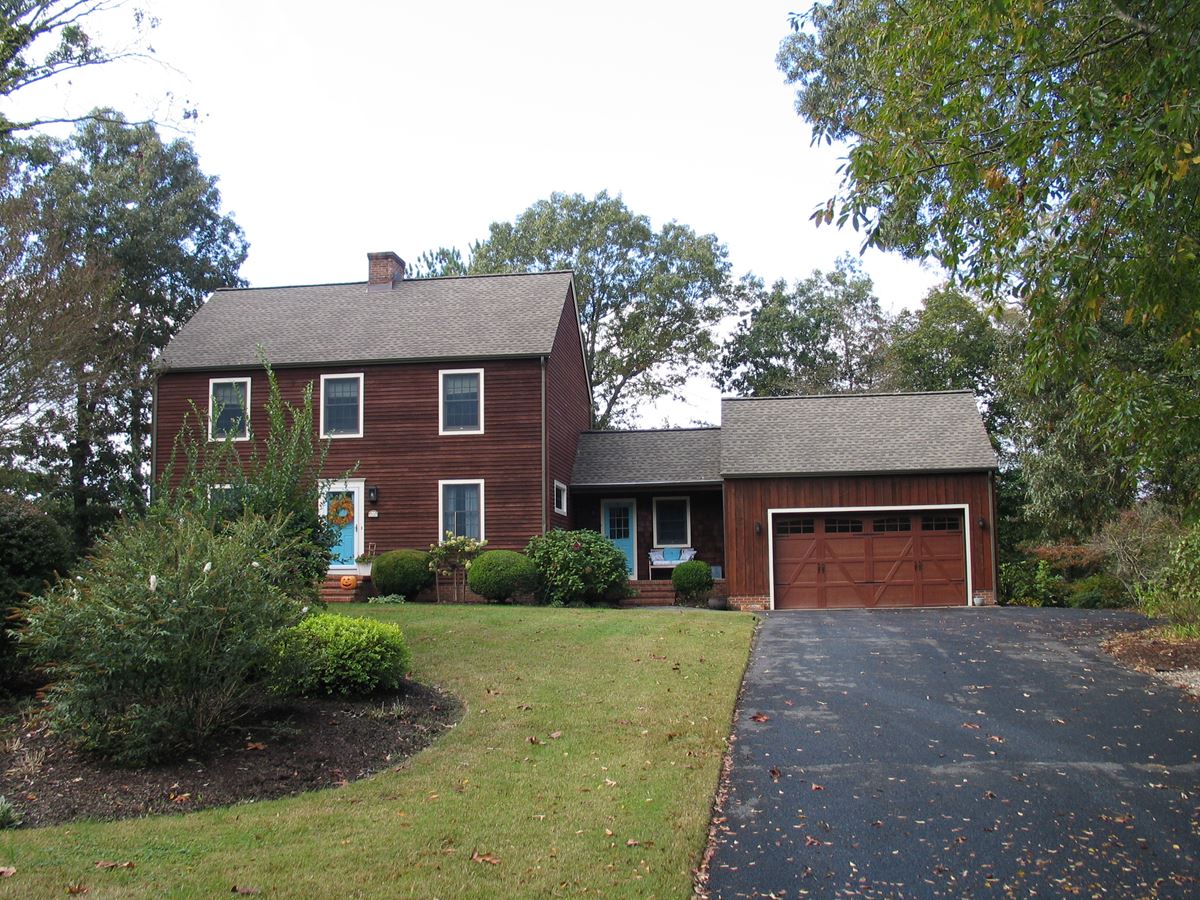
706, 609, 1200, 898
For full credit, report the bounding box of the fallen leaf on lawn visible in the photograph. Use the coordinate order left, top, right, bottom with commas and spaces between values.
549, 731, 563, 740
66, 885, 88, 895
604, 778, 617, 787
0, 867, 14, 878
231, 887, 259, 895
626, 839, 640, 847
95, 861, 135, 870
769, 766, 782, 782
750, 712, 770, 723
604, 828, 614, 836
470, 851, 501, 865
527, 736, 542, 745
245, 742, 267, 751
811, 783, 825, 791
517, 703, 532, 711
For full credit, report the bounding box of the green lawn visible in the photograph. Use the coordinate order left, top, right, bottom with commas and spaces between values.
0, 605, 754, 898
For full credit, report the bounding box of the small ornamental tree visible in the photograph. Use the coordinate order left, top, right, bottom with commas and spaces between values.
428, 534, 486, 602
524, 529, 629, 606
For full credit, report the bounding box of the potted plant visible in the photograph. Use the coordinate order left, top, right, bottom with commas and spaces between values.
355, 543, 377, 579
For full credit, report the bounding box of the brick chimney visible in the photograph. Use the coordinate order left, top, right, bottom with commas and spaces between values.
367, 251, 406, 291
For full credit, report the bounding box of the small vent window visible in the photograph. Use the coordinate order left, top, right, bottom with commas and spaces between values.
921, 513, 961, 532
777, 518, 815, 535
825, 517, 864, 533
873, 516, 912, 533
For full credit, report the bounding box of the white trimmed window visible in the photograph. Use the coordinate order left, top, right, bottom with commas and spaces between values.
320, 373, 363, 439
553, 480, 568, 516
653, 497, 691, 547
209, 377, 250, 441
439, 368, 484, 435
440, 479, 484, 540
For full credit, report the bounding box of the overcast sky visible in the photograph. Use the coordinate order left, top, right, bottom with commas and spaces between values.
12, 1, 943, 426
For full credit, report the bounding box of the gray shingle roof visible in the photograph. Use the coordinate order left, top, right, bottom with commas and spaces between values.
156, 271, 575, 371
572, 428, 723, 486
720, 391, 997, 476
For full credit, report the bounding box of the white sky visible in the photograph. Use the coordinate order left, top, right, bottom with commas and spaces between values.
10, 1, 943, 426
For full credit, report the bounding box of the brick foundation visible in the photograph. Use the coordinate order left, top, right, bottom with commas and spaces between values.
972, 589, 997, 606
728, 595, 770, 611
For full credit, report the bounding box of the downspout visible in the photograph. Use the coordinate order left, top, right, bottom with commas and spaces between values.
988, 469, 999, 599
149, 375, 159, 501
540, 356, 548, 534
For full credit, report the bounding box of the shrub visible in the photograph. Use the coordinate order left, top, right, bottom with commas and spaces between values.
368, 593, 406, 604
0, 494, 73, 684
999, 558, 1066, 607
1064, 573, 1130, 609
1092, 503, 1182, 596
373, 549, 434, 599
21, 508, 308, 765
672, 560, 714, 605
1140, 522, 1200, 636
272, 613, 411, 696
0, 794, 21, 829
468, 549, 538, 602
524, 529, 629, 606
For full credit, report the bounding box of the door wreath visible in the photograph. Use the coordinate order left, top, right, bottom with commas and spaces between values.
327, 495, 355, 526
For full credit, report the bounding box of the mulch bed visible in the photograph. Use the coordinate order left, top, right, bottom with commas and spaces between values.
1104, 629, 1200, 672
0, 681, 461, 828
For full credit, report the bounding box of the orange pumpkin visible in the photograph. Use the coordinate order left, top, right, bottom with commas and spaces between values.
339, 574, 358, 590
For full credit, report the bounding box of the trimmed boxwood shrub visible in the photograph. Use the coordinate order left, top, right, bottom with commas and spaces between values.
468, 549, 538, 602
672, 560, 714, 605
524, 529, 629, 606
372, 549, 434, 599
0, 494, 73, 683
21, 508, 308, 765
272, 613, 411, 696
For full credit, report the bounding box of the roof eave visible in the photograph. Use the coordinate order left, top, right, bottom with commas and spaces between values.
155, 350, 552, 374
720, 465, 999, 478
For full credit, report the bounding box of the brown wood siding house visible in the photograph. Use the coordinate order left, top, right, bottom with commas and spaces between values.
153, 251, 998, 610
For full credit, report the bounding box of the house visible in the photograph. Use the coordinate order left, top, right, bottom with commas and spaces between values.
153, 251, 999, 610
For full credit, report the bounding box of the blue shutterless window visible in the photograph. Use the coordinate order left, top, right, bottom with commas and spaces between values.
442, 372, 480, 432
322, 376, 361, 436
442, 483, 481, 539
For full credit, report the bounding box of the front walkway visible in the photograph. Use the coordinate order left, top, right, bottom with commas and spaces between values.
705, 609, 1200, 898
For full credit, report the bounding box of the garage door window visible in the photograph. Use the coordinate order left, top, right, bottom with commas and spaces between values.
873, 516, 911, 532
825, 517, 864, 533
921, 514, 960, 531
777, 517, 815, 535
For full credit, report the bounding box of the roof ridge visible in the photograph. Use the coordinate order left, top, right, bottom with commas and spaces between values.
722, 389, 974, 402
582, 426, 721, 435
213, 270, 574, 294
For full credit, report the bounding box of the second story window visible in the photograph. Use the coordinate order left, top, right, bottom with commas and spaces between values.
320, 373, 363, 439
440, 369, 484, 435
209, 377, 250, 441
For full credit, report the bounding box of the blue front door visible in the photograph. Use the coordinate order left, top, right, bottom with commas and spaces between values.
602, 500, 636, 577
325, 489, 357, 567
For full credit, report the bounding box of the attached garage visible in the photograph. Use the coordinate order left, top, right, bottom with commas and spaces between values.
719, 392, 999, 611
772, 509, 968, 608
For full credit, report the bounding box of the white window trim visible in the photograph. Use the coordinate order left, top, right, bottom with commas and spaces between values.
319, 478, 366, 570
438, 478, 485, 542
765, 504, 972, 611
553, 480, 569, 516
208, 377, 251, 442
438, 368, 485, 436
652, 496, 692, 548
319, 373, 364, 439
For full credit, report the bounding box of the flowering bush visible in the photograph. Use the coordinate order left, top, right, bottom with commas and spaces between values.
21, 508, 308, 765
524, 529, 629, 606
428, 533, 486, 602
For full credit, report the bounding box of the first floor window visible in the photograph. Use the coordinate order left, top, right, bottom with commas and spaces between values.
554, 480, 568, 516
209, 378, 250, 440
653, 497, 690, 547
321, 374, 363, 438
441, 481, 483, 540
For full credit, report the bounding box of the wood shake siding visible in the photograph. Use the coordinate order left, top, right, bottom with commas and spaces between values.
723, 472, 996, 599
154, 359, 545, 552
545, 287, 592, 529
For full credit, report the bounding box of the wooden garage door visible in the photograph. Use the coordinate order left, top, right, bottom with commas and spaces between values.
773, 512, 966, 609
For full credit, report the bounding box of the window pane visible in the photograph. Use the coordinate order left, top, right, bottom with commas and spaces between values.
323, 377, 360, 435
211, 381, 248, 438
873, 516, 912, 532
443, 483, 481, 539
777, 517, 815, 535
443, 373, 480, 431
607, 506, 629, 540
825, 518, 864, 533
656, 499, 688, 545
921, 514, 961, 532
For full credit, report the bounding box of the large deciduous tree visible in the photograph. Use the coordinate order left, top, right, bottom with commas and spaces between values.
419, 191, 731, 428
716, 255, 891, 397
6, 111, 246, 549
778, 0, 1200, 500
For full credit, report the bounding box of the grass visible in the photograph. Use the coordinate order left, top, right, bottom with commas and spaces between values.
0, 604, 754, 897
